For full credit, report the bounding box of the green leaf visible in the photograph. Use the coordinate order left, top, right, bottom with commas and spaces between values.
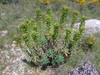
40, 38, 47, 45
55, 54, 64, 65
40, 55, 49, 65
46, 49, 54, 58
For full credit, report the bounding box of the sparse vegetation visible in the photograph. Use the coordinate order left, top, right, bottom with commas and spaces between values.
0, 0, 100, 75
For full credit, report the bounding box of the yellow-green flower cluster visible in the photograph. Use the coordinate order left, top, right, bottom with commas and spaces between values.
87, 36, 95, 45
45, 15, 52, 31
52, 22, 60, 44
65, 28, 72, 45
80, 16, 88, 28
35, 8, 43, 24
60, 6, 69, 26
73, 31, 81, 44
72, 16, 87, 46
19, 19, 39, 53
46, 7, 54, 18
71, 10, 79, 28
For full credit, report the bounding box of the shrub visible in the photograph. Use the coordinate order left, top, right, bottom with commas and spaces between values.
75, 0, 100, 10
14, 6, 87, 68
81, 36, 95, 50
75, 0, 99, 4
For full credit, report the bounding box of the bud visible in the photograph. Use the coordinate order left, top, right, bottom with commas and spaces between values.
71, 10, 79, 28
60, 6, 69, 25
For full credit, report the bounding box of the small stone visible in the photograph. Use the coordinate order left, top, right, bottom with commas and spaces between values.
11, 44, 16, 48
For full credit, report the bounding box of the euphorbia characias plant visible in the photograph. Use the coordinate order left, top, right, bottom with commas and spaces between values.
14, 6, 87, 68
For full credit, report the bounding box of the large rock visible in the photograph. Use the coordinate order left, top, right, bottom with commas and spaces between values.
73, 19, 100, 34
85, 19, 100, 34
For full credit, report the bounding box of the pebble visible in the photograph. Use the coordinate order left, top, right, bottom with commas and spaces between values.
0, 30, 8, 36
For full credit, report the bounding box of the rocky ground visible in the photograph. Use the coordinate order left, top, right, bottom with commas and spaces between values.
0, 32, 56, 75
0, 41, 33, 75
